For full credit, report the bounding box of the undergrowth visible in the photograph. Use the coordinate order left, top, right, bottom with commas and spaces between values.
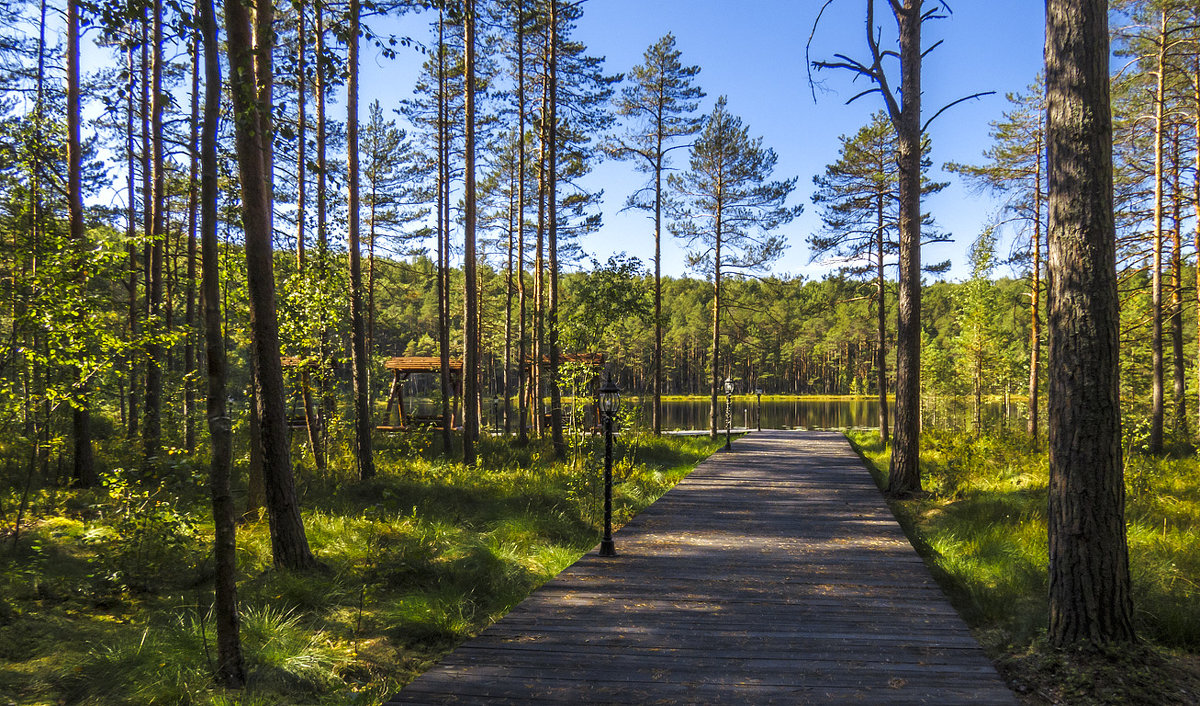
0, 432, 721, 705
847, 428, 1200, 704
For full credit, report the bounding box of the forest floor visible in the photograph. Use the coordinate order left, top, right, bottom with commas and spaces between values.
0, 432, 722, 705
848, 429, 1200, 705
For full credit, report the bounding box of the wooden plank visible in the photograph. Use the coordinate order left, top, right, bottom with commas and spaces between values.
384, 356, 464, 372
385, 430, 1016, 705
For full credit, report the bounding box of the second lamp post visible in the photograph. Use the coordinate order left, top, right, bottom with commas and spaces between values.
723, 376, 734, 451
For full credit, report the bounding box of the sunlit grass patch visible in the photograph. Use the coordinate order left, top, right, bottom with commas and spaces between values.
1, 432, 719, 704
846, 426, 1200, 668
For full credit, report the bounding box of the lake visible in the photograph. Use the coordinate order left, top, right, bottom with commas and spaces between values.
429, 394, 1025, 433
624, 396, 1026, 432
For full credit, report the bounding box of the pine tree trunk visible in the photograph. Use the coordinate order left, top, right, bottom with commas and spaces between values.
315, 3, 326, 261
246, 375, 265, 516
1029, 126, 1043, 443
199, 0, 246, 680
436, 10, 453, 455
1194, 56, 1200, 438
225, 0, 316, 570
1169, 126, 1186, 439
144, 0, 166, 470
462, 0, 479, 465
654, 150, 663, 435
710, 221, 722, 439
66, 0, 95, 487
876, 192, 889, 443
295, 1, 324, 473
547, 0, 565, 460
346, 0, 375, 479
314, 1, 333, 448
1045, 0, 1135, 648
886, 0, 923, 496
504, 161, 515, 436
296, 1, 306, 267
516, 0, 528, 445
1150, 11, 1167, 454
533, 54, 547, 440
185, 34, 200, 455
125, 42, 140, 441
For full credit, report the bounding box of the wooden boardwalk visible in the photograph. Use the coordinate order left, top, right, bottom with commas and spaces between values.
387, 430, 1016, 704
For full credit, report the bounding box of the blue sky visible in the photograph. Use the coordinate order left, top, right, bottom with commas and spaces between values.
74, 1, 1048, 282
362, 2, 1049, 281
75, 0, 1051, 282
565, 0, 1048, 281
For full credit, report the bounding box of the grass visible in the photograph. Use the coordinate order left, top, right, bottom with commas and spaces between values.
0, 431, 722, 705
846, 427, 1200, 704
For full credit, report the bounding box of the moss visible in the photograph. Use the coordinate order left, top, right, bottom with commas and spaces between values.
0, 432, 718, 705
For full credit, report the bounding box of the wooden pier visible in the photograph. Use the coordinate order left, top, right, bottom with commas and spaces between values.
387, 430, 1016, 704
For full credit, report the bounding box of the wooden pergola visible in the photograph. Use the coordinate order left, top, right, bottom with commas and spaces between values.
379, 356, 463, 431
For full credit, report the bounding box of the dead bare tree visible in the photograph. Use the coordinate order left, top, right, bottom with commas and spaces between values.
807, 0, 990, 496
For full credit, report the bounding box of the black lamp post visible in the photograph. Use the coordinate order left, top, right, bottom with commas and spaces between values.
598, 375, 621, 557
492, 394, 501, 433
755, 387, 763, 431
723, 376, 734, 451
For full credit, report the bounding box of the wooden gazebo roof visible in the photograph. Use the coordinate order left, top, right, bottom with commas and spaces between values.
384, 356, 464, 373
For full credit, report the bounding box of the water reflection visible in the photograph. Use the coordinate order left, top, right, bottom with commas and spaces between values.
627, 397, 1025, 432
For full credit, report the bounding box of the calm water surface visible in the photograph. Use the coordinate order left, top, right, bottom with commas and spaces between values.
411, 394, 1023, 433
625, 397, 1023, 432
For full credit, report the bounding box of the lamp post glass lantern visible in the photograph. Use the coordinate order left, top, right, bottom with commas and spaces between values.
598, 376, 620, 557
723, 377, 734, 451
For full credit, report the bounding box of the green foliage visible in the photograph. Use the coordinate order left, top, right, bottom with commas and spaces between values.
88, 467, 206, 595
0, 433, 719, 704
848, 428, 1200, 651
669, 95, 800, 275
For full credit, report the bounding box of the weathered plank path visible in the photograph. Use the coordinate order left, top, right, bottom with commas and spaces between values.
388, 430, 1016, 704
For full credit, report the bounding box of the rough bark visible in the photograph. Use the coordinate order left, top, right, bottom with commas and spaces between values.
1045, 0, 1136, 648
295, 1, 324, 473
504, 159, 515, 436
1029, 123, 1044, 443
1149, 10, 1167, 454
462, 0, 479, 465
144, 0, 166, 471
1194, 55, 1200, 436
199, 0, 246, 681
316, 2, 327, 258
436, 10, 453, 455
185, 35, 200, 455
346, 0, 375, 479
710, 223, 722, 439
654, 155, 663, 435
66, 0, 95, 487
516, 0, 529, 444
885, 0, 922, 496
224, 0, 316, 570
547, 0, 565, 459
516, 0, 528, 445
126, 42, 140, 441
876, 190, 888, 443
1169, 127, 1185, 439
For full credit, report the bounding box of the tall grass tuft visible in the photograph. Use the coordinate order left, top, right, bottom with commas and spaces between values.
847, 428, 1199, 650
3, 431, 721, 704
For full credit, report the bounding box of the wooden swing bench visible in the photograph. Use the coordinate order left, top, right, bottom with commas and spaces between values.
378, 356, 463, 432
